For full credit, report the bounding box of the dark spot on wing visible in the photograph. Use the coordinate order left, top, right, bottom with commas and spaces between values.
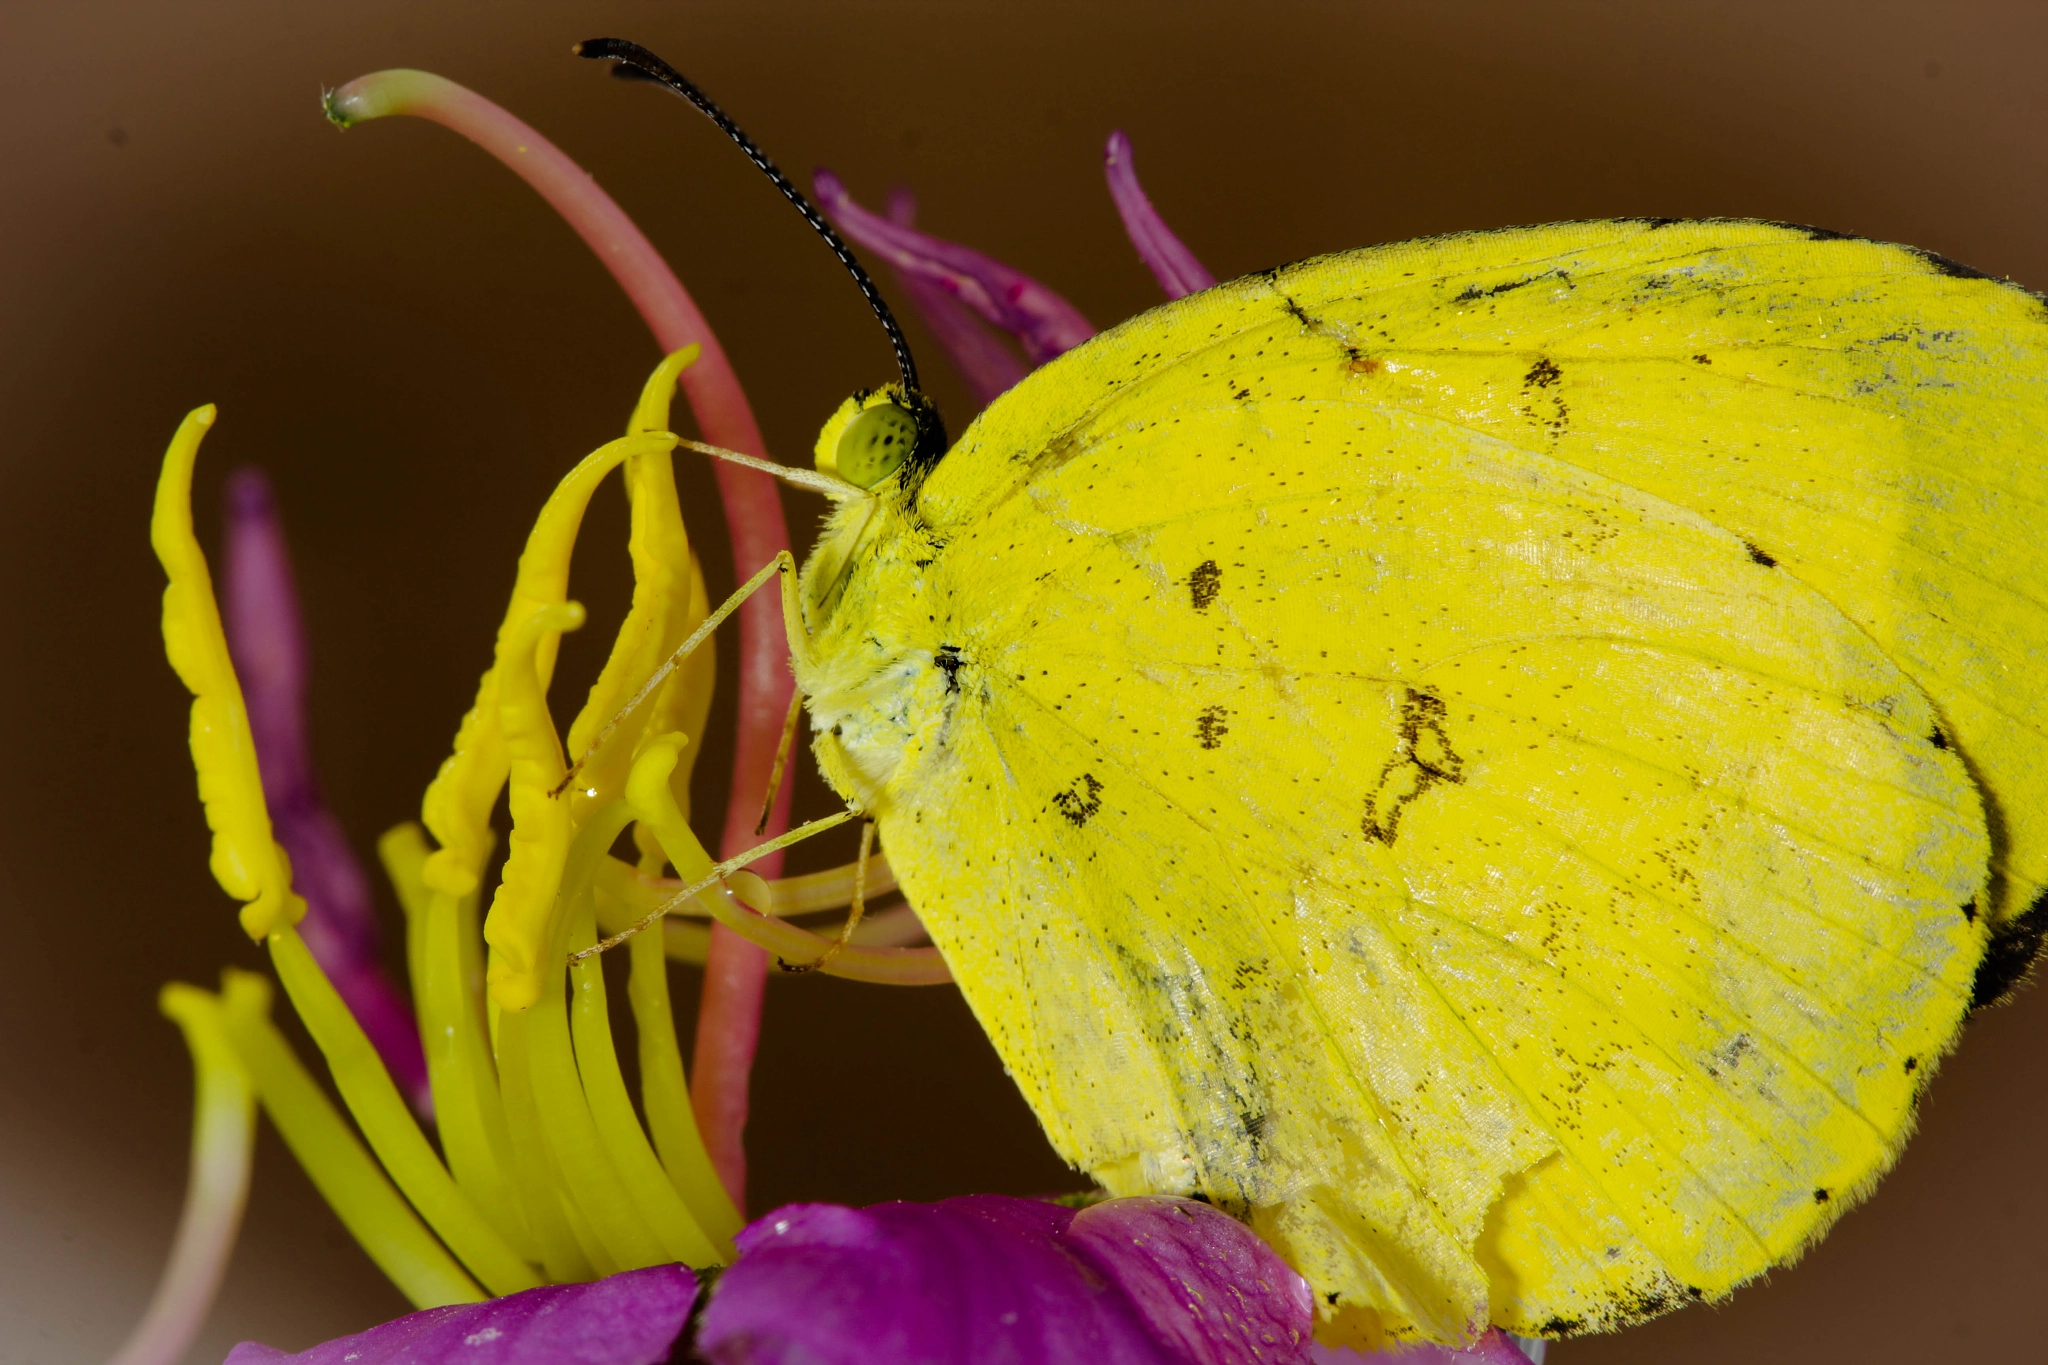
1962, 900, 1978, 923
1704, 1032, 1756, 1079
1455, 269, 1571, 303
1693, 353, 1711, 364
1903, 1055, 1918, 1073
1363, 688, 1465, 846
1189, 560, 1222, 610
934, 644, 963, 693
1971, 888, 2048, 1009
1929, 725, 1949, 750
1347, 355, 1381, 374
1813, 1187, 1830, 1203
1744, 541, 1777, 567
1196, 705, 1231, 750
1052, 773, 1104, 829
1520, 357, 1569, 437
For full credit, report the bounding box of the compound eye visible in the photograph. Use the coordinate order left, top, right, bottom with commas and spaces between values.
835, 403, 920, 488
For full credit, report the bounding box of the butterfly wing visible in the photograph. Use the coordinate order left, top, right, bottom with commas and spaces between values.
926, 217, 2048, 947
825, 221, 2031, 1344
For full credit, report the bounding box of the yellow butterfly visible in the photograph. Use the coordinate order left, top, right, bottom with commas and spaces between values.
786, 217, 2044, 1349
576, 37, 2042, 1353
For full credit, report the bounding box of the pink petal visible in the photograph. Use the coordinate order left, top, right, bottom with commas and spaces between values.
813, 169, 1095, 366
1104, 130, 1216, 300
884, 186, 1029, 407
1311, 1327, 1540, 1363
221, 1264, 697, 1365
699, 1194, 1315, 1364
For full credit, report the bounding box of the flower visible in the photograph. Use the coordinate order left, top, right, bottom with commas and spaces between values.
209, 1193, 1544, 1363
115, 53, 1549, 1365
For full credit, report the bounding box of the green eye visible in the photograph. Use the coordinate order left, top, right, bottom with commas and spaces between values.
836, 404, 920, 488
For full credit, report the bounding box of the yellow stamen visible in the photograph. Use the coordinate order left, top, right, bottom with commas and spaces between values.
268, 925, 541, 1295
213, 969, 486, 1308
417, 427, 676, 1006
150, 406, 302, 939
110, 980, 258, 1365
380, 824, 533, 1258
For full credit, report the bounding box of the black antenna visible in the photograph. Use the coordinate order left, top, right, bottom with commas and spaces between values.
576, 37, 922, 397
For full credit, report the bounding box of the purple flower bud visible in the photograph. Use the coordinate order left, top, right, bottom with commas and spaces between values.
222, 468, 430, 1115
220, 1265, 697, 1365
1104, 131, 1216, 300
697, 1194, 1314, 1365
813, 170, 1095, 367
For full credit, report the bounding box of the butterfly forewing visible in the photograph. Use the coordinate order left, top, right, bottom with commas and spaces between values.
797, 219, 2026, 1347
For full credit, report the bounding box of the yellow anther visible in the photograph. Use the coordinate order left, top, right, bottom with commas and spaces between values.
628, 344, 701, 436
422, 430, 675, 901
482, 601, 587, 1012
151, 405, 303, 940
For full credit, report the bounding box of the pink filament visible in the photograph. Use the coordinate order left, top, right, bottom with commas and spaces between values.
330, 68, 790, 1207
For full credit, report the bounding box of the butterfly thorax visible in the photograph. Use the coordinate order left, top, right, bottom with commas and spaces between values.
794, 488, 964, 817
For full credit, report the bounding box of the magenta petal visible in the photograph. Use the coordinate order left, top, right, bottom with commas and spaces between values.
1310, 1327, 1538, 1364
697, 1195, 1314, 1365
1104, 131, 1216, 300
813, 169, 1095, 367
883, 186, 1030, 408
222, 469, 431, 1114
221, 1265, 697, 1365
1065, 1197, 1315, 1365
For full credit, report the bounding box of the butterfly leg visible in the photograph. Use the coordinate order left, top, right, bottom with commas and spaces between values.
752, 686, 808, 835
780, 817, 877, 974
554, 550, 803, 797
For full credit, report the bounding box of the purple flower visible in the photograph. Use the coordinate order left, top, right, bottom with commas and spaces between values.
222, 1264, 697, 1365
818, 129, 1216, 416
221, 468, 432, 1115
701, 1195, 1313, 1365
224, 1196, 1543, 1365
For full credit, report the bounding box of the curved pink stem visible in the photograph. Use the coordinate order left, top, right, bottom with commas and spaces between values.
1104, 131, 1215, 300
328, 69, 790, 1207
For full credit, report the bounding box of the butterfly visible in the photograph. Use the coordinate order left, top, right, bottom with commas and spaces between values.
783, 217, 2048, 1349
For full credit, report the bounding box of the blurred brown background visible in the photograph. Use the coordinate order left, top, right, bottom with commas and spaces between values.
5, 2, 2048, 1361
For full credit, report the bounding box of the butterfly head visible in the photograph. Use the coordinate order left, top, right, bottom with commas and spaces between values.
814, 384, 948, 494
